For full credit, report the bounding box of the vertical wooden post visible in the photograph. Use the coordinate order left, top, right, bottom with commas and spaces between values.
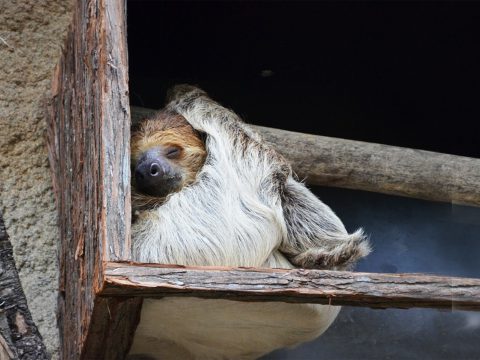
47, 0, 141, 358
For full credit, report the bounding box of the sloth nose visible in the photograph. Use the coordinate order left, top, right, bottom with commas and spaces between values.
135, 159, 166, 183
134, 156, 179, 197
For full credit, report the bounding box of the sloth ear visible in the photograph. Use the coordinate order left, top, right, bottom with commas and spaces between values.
280, 177, 371, 270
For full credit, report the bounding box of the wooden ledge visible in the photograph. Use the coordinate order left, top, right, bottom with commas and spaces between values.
102, 261, 480, 311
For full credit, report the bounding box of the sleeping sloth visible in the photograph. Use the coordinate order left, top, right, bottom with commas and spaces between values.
129, 85, 370, 360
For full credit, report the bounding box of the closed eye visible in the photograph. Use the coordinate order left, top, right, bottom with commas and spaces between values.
166, 147, 181, 158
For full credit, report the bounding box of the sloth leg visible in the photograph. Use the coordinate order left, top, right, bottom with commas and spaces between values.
280, 177, 371, 270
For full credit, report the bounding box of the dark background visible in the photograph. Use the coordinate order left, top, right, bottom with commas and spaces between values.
127, 2, 480, 359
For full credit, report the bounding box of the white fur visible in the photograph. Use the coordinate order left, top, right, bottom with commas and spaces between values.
129, 86, 369, 359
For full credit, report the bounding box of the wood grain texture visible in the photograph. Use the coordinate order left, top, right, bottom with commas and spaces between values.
0, 213, 48, 359
82, 297, 142, 360
103, 262, 480, 312
132, 107, 480, 207
46, 0, 136, 358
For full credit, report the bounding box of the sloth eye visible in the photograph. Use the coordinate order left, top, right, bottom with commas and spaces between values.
165, 147, 181, 159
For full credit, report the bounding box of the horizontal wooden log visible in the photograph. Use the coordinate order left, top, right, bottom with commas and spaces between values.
132, 107, 480, 207
102, 262, 480, 312
256, 126, 480, 207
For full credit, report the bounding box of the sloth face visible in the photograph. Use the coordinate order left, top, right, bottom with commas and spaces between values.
131, 111, 206, 202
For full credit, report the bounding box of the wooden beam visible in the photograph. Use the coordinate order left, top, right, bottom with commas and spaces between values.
46, 0, 137, 358
132, 107, 480, 207
103, 262, 480, 312
82, 297, 142, 360
256, 126, 480, 207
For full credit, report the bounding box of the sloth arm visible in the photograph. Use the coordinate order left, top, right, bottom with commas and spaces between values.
279, 177, 370, 270
166, 84, 370, 270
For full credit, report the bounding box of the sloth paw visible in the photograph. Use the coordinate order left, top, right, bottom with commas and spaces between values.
290, 230, 371, 270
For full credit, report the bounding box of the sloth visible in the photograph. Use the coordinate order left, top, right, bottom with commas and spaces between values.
128, 85, 370, 360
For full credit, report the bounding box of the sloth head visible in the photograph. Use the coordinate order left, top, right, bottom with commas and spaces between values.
131, 111, 206, 208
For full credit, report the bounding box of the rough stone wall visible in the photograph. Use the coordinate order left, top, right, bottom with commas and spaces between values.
0, 1, 73, 358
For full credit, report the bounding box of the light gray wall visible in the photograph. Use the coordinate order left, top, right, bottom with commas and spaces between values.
0, 1, 73, 358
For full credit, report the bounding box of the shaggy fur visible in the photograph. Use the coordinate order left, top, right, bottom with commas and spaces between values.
129, 85, 371, 360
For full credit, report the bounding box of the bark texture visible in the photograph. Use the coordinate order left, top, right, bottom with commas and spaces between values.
82, 297, 142, 360
0, 213, 48, 359
132, 107, 480, 207
46, 0, 137, 358
103, 262, 480, 312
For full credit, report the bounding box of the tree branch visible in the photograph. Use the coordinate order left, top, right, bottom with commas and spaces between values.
0, 212, 48, 359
